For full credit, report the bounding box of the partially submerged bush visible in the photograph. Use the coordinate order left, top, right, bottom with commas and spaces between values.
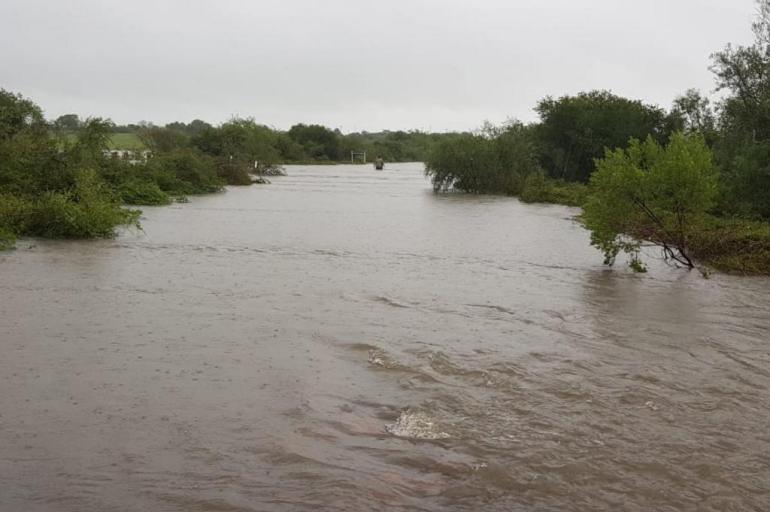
118, 179, 171, 205
519, 173, 588, 207
216, 161, 253, 186
583, 133, 718, 269
425, 122, 540, 195
0, 226, 15, 250
1, 169, 139, 239
145, 149, 223, 195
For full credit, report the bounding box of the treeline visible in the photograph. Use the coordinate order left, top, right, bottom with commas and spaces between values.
1, 94, 258, 248
0, 92, 454, 250
425, 1, 770, 274
56, 114, 449, 164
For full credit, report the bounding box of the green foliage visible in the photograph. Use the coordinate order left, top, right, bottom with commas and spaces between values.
287, 124, 340, 160
215, 161, 253, 186
518, 173, 588, 207
583, 133, 718, 269
138, 125, 188, 153
0, 89, 46, 140
0, 226, 14, 250
275, 133, 306, 161
720, 142, 770, 218
0, 92, 139, 242
108, 133, 145, 150
68, 118, 114, 167
688, 216, 770, 274
192, 119, 281, 163
534, 90, 670, 182
425, 122, 541, 194
0, 89, 63, 195
0, 170, 140, 239
145, 148, 223, 195
425, 133, 497, 193
669, 89, 717, 140
53, 114, 81, 132
0, 194, 33, 234
628, 256, 648, 273
117, 178, 171, 205
112, 119, 452, 165
711, 43, 770, 141
709, 1, 770, 220
164, 119, 212, 137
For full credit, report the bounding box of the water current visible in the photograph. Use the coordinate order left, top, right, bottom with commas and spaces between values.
1, 163, 769, 511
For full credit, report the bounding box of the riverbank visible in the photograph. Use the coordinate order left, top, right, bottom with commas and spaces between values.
506, 175, 770, 276
424, 126, 770, 276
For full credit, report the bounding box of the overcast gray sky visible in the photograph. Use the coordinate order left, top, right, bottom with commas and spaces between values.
0, 0, 758, 132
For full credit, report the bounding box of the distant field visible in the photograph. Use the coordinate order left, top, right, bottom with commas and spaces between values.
108, 133, 145, 150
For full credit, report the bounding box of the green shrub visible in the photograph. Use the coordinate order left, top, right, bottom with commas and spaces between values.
145, 149, 223, 195
1, 170, 140, 239
689, 216, 770, 274
216, 161, 253, 186
118, 179, 171, 205
0, 193, 34, 233
425, 122, 540, 195
0, 226, 15, 250
583, 133, 718, 269
519, 173, 588, 206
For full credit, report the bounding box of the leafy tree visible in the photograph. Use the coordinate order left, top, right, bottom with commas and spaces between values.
722, 142, 770, 218
69, 118, 113, 166
0, 90, 61, 195
53, 114, 82, 132
669, 89, 717, 139
425, 133, 496, 192
222, 119, 280, 163
186, 119, 212, 136
534, 90, 669, 182
287, 124, 340, 160
709, 0, 770, 219
276, 133, 306, 161
0, 89, 47, 140
711, 1, 770, 142
165, 119, 212, 136
144, 148, 223, 195
583, 133, 719, 270
138, 125, 189, 153
193, 119, 280, 163
425, 121, 540, 194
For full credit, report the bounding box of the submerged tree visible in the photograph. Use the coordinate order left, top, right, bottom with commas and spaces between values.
424, 121, 540, 194
583, 133, 718, 270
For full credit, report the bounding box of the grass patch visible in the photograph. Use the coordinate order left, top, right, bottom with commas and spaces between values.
108, 133, 145, 150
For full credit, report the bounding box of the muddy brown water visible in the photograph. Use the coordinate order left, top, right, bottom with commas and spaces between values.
1, 163, 769, 511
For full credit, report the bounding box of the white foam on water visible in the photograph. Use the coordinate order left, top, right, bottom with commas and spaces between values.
385, 411, 450, 440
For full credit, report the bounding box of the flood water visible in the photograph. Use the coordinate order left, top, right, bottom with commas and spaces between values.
1, 163, 769, 511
